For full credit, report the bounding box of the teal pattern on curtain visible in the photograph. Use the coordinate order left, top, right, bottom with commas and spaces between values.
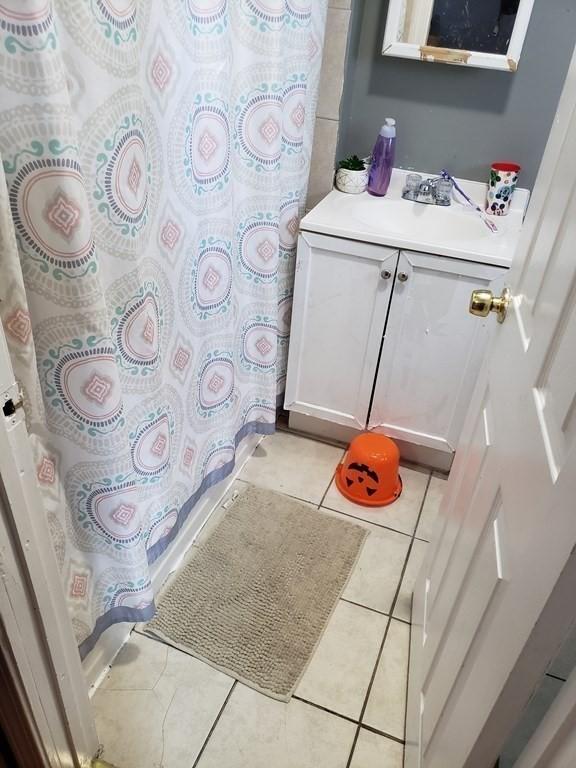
0, 0, 327, 658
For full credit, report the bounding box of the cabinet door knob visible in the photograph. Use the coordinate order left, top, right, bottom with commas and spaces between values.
397, 271, 409, 282
380, 269, 392, 280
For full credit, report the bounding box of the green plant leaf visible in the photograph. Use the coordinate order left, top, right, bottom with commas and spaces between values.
338, 154, 366, 171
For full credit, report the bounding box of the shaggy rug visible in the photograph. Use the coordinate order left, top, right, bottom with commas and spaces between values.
146, 484, 367, 700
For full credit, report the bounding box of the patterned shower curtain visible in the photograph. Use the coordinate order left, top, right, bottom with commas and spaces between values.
0, 1, 327, 658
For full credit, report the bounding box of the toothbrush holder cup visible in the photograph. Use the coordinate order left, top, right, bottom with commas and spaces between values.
487, 162, 521, 216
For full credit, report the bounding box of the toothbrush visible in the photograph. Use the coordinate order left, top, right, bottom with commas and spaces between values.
441, 170, 498, 233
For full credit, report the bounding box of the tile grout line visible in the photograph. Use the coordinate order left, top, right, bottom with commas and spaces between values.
397, 472, 434, 755
405, 620, 414, 765
239, 482, 338, 512
408, 473, 433, 565
344, 472, 433, 768
320, 504, 415, 539
292, 695, 359, 726
292, 695, 406, 745
317, 461, 343, 509
360, 723, 406, 745
343, 616, 393, 768
190, 680, 237, 768
245, 432, 432, 540
339, 598, 410, 625
211, 476, 424, 544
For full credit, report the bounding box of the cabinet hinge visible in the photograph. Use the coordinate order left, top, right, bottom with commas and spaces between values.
2, 382, 24, 421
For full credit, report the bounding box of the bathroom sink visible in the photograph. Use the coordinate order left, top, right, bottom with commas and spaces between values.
300, 170, 530, 266
339, 195, 503, 243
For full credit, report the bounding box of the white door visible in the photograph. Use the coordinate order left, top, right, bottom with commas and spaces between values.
369, 250, 505, 454
406, 49, 576, 768
284, 232, 398, 429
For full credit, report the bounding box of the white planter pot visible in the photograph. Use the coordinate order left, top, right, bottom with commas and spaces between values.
335, 167, 369, 194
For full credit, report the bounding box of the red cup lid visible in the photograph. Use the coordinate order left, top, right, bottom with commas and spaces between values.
492, 162, 521, 173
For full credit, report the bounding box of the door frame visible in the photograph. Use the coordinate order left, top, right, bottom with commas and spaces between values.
0, 320, 98, 767
0, 611, 67, 767
515, 653, 576, 768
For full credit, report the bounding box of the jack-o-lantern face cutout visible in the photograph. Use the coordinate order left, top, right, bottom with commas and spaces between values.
345, 462, 380, 498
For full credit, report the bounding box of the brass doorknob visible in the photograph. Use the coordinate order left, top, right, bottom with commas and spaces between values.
469, 287, 510, 324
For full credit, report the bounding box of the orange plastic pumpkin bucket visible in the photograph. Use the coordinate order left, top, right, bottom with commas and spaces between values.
335, 432, 402, 507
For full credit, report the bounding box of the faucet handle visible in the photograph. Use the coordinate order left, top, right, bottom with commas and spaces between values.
405, 173, 422, 192
436, 177, 453, 204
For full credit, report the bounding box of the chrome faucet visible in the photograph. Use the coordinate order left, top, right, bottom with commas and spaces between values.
402, 174, 452, 206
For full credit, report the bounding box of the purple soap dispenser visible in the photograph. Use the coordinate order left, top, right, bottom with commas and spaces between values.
368, 118, 396, 197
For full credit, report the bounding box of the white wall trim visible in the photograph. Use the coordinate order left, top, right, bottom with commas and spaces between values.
0, 323, 98, 767
288, 411, 453, 472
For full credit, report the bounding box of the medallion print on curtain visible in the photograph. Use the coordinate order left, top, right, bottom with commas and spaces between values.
0, 0, 327, 658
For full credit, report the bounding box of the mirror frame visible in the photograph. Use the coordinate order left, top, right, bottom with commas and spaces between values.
382, 0, 535, 72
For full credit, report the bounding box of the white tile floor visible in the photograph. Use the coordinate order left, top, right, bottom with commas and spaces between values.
92, 431, 447, 768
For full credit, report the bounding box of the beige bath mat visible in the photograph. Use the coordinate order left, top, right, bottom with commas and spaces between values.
145, 484, 367, 701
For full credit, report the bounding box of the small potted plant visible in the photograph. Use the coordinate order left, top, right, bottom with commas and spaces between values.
335, 155, 370, 194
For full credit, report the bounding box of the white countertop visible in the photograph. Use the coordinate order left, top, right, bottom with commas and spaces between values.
301, 169, 530, 267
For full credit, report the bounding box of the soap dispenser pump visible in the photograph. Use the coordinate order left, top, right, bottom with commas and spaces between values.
368, 118, 396, 197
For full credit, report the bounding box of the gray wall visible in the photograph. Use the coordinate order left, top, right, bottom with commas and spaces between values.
338, 0, 576, 189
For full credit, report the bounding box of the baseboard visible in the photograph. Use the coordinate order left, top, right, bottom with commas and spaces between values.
84, 431, 262, 692
150, 431, 261, 595
288, 412, 453, 473
85, 622, 133, 693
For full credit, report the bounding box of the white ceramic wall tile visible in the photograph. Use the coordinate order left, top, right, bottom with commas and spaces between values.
306, 117, 339, 210
323, 465, 430, 536
316, 8, 351, 121
93, 633, 234, 768
393, 539, 428, 623
349, 728, 404, 768
196, 684, 356, 768
296, 600, 387, 719
319, 509, 411, 614
416, 474, 447, 542
239, 431, 343, 504
363, 619, 410, 741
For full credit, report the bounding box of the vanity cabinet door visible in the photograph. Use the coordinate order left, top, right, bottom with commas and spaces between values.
368, 250, 506, 453
285, 232, 398, 429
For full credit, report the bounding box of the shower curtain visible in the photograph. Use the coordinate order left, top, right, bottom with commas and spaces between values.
0, 1, 327, 658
